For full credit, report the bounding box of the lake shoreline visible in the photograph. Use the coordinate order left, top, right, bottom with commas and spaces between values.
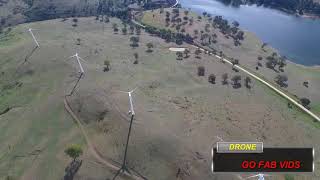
179, 0, 320, 67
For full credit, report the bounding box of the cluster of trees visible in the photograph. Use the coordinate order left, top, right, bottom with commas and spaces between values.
197, 67, 252, 89
212, 16, 244, 45
130, 36, 140, 48
144, 25, 193, 45
143, 0, 176, 9
275, 74, 288, 87
265, 52, 287, 71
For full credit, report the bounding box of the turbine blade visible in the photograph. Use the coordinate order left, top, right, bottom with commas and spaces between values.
246, 174, 259, 179
79, 57, 88, 63
216, 136, 224, 142
130, 87, 138, 93
68, 55, 76, 59
236, 175, 245, 180
118, 91, 129, 94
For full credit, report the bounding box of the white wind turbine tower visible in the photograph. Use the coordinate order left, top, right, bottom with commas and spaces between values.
67, 53, 86, 96
69, 53, 85, 74
28, 28, 40, 47
112, 87, 138, 180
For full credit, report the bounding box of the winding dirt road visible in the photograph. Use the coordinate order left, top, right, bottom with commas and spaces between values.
64, 97, 146, 180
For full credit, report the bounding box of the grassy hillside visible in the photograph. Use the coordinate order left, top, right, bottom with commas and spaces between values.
0, 16, 319, 179
140, 8, 320, 117
0, 25, 87, 179
0, 0, 129, 28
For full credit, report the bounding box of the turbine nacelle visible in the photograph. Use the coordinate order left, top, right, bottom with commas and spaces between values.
69, 52, 85, 74
27, 28, 40, 47
119, 87, 138, 116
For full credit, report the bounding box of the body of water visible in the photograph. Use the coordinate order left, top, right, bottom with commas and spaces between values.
180, 0, 320, 66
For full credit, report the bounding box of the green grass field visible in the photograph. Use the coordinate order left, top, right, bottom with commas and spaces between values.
0, 16, 319, 180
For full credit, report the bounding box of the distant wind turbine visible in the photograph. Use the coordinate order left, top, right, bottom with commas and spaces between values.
28, 28, 40, 47
69, 53, 86, 74
66, 53, 86, 96
245, 173, 271, 180
112, 87, 138, 180
119, 87, 138, 115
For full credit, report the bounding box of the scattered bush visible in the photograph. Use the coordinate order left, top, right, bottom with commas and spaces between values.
222, 73, 228, 85
275, 74, 288, 87
198, 66, 205, 76
300, 98, 311, 108
245, 77, 252, 89
208, 74, 216, 84
231, 75, 241, 88
65, 144, 83, 162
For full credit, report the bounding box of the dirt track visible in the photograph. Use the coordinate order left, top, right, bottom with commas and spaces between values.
64, 97, 146, 180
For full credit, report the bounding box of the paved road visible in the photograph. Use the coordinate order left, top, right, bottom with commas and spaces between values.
131, 20, 320, 122
195, 45, 320, 122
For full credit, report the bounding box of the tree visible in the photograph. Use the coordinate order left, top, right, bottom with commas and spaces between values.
232, 20, 239, 27
231, 58, 239, 66
112, 23, 119, 33
146, 42, 154, 53
105, 17, 110, 23
278, 56, 287, 71
130, 36, 139, 48
122, 27, 127, 35
76, 38, 81, 45
129, 25, 134, 34
176, 52, 183, 60
222, 73, 228, 85
65, 144, 83, 162
136, 26, 141, 35
195, 49, 202, 59
300, 98, 311, 108
266, 56, 278, 69
133, 53, 139, 64
208, 74, 216, 84
184, 49, 190, 58
104, 59, 110, 72
198, 66, 205, 76
275, 74, 288, 87
231, 75, 241, 88
245, 77, 252, 89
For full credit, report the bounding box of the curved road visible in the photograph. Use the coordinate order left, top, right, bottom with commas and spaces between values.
198, 46, 320, 122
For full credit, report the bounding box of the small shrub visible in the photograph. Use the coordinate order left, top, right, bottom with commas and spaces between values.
198, 66, 205, 76
208, 74, 216, 84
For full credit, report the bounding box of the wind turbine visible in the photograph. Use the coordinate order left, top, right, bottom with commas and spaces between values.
28, 28, 40, 47
245, 173, 271, 180
66, 53, 86, 96
119, 87, 137, 115
69, 53, 85, 74
112, 87, 138, 180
